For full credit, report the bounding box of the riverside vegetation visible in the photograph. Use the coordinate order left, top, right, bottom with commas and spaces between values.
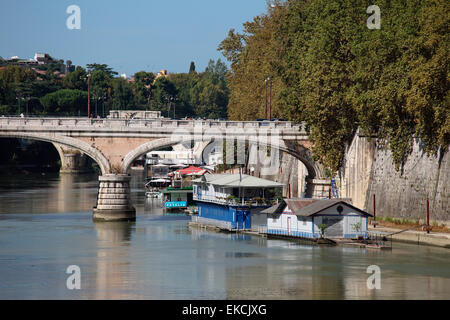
219, 0, 449, 172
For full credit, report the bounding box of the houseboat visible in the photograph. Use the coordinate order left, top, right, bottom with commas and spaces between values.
262, 198, 372, 240
145, 178, 171, 198
161, 166, 208, 212
192, 173, 284, 231
161, 186, 195, 210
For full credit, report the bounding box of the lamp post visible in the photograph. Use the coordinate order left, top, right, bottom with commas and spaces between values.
16, 96, 21, 115
264, 78, 268, 119
267, 76, 272, 121
95, 95, 98, 117
25, 96, 30, 116
167, 95, 174, 118
172, 97, 177, 119
165, 94, 170, 118
147, 84, 152, 110
87, 71, 91, 118
102, 94, 106, 118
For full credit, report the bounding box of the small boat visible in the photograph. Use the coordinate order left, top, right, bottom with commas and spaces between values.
146, 190, 161, 198
145, 186, 162, 199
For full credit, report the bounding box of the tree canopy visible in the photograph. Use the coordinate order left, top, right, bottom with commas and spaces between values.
219, 0, 449, 171
86, 63, 118, 78
40, 89, 87, 116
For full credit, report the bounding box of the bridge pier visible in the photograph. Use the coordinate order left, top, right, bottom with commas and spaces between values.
93, 174, 136, 222
60, 152, 89, 174
53, 143, 90, 174
307, 178, 332, 198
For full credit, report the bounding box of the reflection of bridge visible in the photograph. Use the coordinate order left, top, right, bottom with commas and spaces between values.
0, 117, 328, 221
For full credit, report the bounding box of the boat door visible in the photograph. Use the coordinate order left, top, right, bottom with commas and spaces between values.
236, 210, 244, 230
243, 211, 250, 229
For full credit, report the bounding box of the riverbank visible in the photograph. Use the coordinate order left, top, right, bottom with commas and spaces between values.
368, 225, 450, 249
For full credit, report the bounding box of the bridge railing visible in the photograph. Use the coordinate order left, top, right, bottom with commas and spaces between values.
0, 116, 305, 132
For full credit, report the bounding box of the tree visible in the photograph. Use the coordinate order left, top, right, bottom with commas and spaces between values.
90, 70, 109, 100
403, 0, 449, 158
168, 73, 195, 118
149, 77, 178, 115
40, 89, 87, 116
189, 60, 229, 119
218, 29, 244, 67
63, 66, 87, 91
86, 63, 118, 78
189, 61, 196, 74
0, 66, 36, 105
218, 5, 286, 121
220, 0, 449, 171
132, 71, 155, 108
111, 78, 134, 110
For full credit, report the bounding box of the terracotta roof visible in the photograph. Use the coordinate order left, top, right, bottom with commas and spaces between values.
177, 166, 207, 175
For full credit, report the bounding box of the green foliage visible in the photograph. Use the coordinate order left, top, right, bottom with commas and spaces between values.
149, 77, 178, 115
0, 56, 229, 120
0, 105, 15, 115
352, 222, 361, 233
166, 59, 229, 119
63, 66, 87, 91
133, 71, 155, 107
40, 89, 87, 115
319, 223, 327, 237
0, 66, 36, 105
189, 59, 229, 119
225, 195, 239, 203
90, 70, 110, 100
189, 62, 196, 74
219, 7, 285, 121
111, 78, 134, 110
220, 0, 449, 172
86, 63, 118, 78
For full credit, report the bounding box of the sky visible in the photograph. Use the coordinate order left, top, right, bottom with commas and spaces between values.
0, 0, 268, 76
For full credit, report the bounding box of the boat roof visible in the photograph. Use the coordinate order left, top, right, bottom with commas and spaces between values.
261, 198, 372, 217
192, 173, 284, 188
161, 188, 193, 194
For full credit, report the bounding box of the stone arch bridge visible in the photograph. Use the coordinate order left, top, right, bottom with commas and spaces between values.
0, 117, 329, 221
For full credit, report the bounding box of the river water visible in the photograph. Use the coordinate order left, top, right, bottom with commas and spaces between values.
0, 172, 449, 300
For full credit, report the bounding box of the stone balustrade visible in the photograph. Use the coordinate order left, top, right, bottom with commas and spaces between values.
0, 116, 305, 133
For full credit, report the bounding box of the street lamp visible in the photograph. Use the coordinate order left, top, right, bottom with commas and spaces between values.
87, 71, 91, 118
101, 94, 107, 118
167, 95, 174, 118
147, 84, 152, 110
16, 96, 22, 115
172, 97, 177, 119
266, 76, 272, 121
264, 78, 268, 119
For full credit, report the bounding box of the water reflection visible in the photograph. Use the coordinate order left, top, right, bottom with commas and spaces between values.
92, 221, 136, 299
0, 173, 99, 214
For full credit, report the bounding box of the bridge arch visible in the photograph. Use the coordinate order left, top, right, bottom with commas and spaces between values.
0, 132, 111, 175
122, 136, 326, 181
198, 138, 325, 180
